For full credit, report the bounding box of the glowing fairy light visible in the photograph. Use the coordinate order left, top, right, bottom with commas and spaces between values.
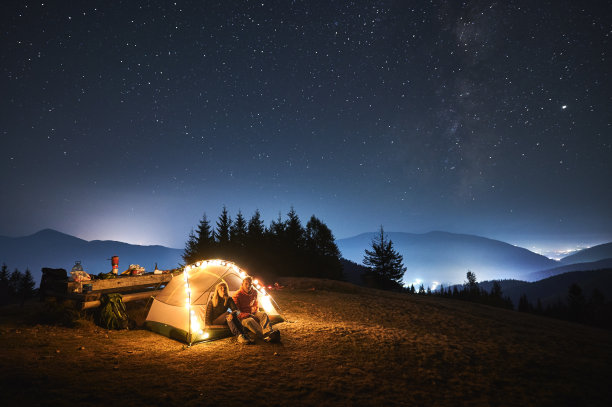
191, 316, 201, 332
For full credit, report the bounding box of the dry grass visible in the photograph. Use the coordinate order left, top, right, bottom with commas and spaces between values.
1, 278, 611, 406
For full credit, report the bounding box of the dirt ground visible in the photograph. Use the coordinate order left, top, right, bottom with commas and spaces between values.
1, 278, 611, 406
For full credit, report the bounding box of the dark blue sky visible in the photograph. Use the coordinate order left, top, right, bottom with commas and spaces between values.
1, 1, 610, 256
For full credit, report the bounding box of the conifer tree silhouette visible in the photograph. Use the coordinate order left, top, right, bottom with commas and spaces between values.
363, 226, 406, 289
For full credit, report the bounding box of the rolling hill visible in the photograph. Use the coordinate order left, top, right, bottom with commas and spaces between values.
501, 269, 612, 308
524, 258, 612, 282
559, 242, 612, 264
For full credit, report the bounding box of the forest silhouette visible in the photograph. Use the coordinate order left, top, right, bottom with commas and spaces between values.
182, 206, 344, 283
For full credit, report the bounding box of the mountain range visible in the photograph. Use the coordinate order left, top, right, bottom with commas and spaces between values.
0, 229, 183, 283
336, 231, 562, 286
1, 229, 611, 288
478, 269, 612, 309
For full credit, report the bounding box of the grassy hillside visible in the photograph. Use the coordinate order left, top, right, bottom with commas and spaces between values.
1, 278, 611, 406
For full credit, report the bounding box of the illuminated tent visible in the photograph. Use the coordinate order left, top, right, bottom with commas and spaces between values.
145, 259, 283, 345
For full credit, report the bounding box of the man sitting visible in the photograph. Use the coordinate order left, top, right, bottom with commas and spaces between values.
233, 276, 280, 342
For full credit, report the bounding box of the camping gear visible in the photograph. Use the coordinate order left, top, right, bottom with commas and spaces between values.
111, 256, 119, 275
121, 264, 145, 276
145, 259, 284, 345
69, 261, 91, 282
98, 293, 129, 329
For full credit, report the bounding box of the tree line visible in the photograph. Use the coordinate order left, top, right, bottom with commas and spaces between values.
431, 271, 515, 309
0, 264, 36, 306
400, 271, 515, 310
182, 206, 343, 282
517, 282, 612, 330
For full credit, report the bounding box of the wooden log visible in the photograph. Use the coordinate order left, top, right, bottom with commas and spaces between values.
83, 273, 174, 291
80, 289, 163, 310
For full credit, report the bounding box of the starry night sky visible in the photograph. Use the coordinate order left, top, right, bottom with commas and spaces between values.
1, 1, 611, 256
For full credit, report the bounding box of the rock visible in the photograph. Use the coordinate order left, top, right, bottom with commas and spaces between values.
78, 346, 85, 350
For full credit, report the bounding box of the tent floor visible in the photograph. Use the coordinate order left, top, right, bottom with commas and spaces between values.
145, 314, 285, 344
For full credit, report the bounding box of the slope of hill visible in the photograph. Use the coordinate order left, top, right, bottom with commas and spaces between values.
495, 269, 612, 308
525, 258, 612, 281
560, 242, 612, 264
1, 279, 611, 406
0, 229, 183, 283
337, 231, 558, 286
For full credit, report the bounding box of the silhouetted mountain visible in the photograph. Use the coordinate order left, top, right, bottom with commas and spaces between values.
524, 258, 612, 282
560, 242, 612, 264
337, 231, 558, 286
0, 229, 183, 284
501, 269, 612, 309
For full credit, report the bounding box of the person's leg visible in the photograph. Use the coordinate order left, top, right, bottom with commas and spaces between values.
225, 312, 243, 337
253, 311, 272, 334
241, 316, 264, 338
212, 312, 229, 325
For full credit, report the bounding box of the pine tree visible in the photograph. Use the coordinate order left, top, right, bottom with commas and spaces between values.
247, 209, 266, 240
0, 263, 10, 304
490, 281, 502, 298
244, 209, 268, 278
518, 294, 532, 312
230, 210, 248, 249
284, 207, 305, 250
8, 269, 23, 298
465, 271, 478, 291
196, 213, 216, 260
305, 216, 341, 258
216, 206, 232, 247
268, 212, 285, 240
18, 269, 36, 305
0, 263, 8, 283
363, 226, 406, 288
229, 210, 248, 263
182, 213, 216, 264
304, 215, 343, 280
182, 229, 198, 265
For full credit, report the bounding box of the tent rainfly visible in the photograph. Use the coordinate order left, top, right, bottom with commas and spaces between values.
145, 259, 283, 345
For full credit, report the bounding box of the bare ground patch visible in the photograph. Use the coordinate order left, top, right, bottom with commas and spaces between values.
1, 279, 611, 406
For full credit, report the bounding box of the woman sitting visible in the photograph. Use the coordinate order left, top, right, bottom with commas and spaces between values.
205, 282, 252, 344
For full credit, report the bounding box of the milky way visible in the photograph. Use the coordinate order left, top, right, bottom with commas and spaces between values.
1, 1, 610, 251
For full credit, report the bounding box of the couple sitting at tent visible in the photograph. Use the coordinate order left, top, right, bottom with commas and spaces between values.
205, 276, 280, 344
